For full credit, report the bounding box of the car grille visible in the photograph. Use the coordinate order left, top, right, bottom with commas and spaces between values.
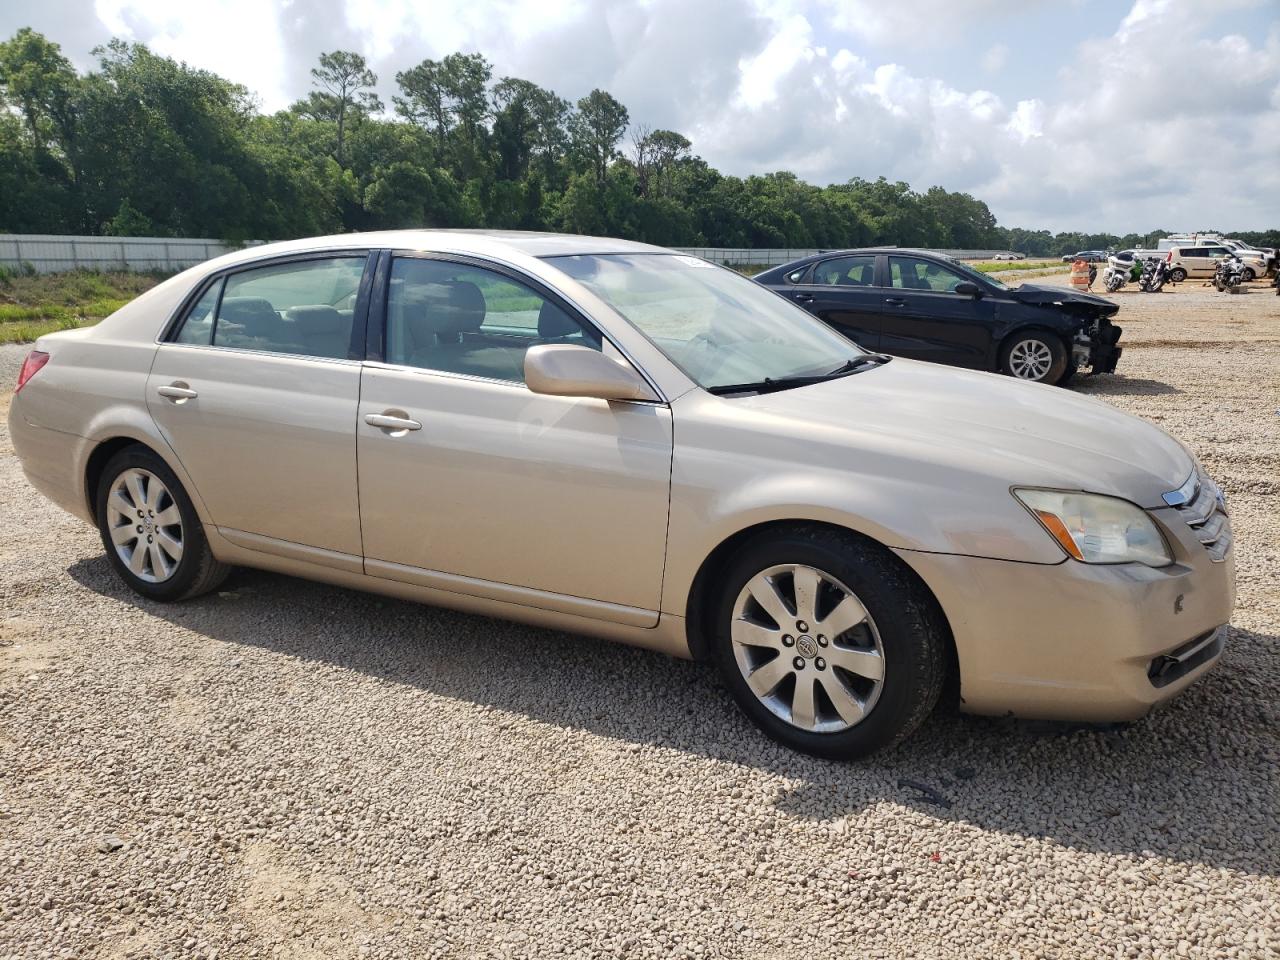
1165, 472, 1232, 563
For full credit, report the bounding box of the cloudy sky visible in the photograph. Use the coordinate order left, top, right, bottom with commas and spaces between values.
4, 0, 1278, 232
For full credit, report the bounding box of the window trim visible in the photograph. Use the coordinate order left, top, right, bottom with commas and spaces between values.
805, 254, 879, 289
887, 254, 971, 296
373, 249, 667, 403
159, 249, 378, 364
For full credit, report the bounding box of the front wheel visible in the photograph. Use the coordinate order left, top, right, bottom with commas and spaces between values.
95, 446, 230, 602
1169, 267, 1187, 282
1242, 268, 1255, 282
1000, 330, 1068, 385
712, 526, 946, 759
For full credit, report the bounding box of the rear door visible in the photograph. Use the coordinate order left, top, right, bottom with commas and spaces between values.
879, 256, 998, 368
1180, 247, 1217, 277
147, 252, 372, 565
786, 255, 883, 350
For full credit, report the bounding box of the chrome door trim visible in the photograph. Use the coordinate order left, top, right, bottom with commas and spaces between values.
364, 557, 659, 628
217, 526, 364, 575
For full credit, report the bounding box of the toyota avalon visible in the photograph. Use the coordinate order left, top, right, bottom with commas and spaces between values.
8, 231, 1234, 758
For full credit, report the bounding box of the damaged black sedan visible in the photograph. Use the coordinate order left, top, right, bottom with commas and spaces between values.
755, 249, 1122, 386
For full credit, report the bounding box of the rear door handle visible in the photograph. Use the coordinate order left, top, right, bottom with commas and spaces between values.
794, 293, 815, 303
157, 383, 198, 402
365, 413, 422, 433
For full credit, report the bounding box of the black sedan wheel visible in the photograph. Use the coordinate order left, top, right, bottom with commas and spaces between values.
1000, 331, 1068, 385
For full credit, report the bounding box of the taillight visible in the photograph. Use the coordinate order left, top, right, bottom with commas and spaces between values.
14, 350, 49, 394
1166, 251, 1172, 262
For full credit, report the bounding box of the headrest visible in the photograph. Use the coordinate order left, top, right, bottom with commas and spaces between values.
286, 304, 344, 334
401, 281, 485, 341
219, 296, 277, 324
537, 300, 580, 339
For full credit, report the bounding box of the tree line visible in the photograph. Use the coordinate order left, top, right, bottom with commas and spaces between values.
1, 28, 1275, 257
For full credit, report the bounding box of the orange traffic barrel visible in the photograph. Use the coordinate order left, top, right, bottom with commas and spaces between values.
1070, 258, 1090, 291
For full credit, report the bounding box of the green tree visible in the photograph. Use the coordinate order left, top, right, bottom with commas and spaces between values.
293, 50, 382, 169
569, 89, 628, 185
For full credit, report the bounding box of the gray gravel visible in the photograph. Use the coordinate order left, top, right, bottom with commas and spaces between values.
1, 280, 1277, 959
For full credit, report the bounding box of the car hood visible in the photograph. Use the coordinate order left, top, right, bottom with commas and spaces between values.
725, 358, 1191, 509
1007, 284, 1119, 317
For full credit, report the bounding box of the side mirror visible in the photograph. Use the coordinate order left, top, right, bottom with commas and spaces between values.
524, 344, 658, 402
953, 281, 982, 298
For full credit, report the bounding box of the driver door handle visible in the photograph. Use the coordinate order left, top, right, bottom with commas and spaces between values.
365, 413, 422, 433
157, 383, 199, 401
885, 297, 906, 306
794, 293, 815, 303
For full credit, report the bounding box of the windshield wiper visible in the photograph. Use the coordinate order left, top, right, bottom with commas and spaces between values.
707, 353, 890, 396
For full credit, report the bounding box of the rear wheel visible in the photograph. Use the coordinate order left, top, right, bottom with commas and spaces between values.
1000, 330, 1068, 385
1169, 267, 1187, 282
95, 446, 229, 602
1242, 267, 1255, 282
712, 526, 946, 759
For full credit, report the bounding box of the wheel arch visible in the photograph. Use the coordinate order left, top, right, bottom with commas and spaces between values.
682, 519, 958, 695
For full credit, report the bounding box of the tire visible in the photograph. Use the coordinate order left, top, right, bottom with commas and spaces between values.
1059, 362, 1079, 386
1169, 268, 1187, 282
1242, 268, 1255, 282
95, 445, 230, 602
711, 525, 947, 760
1000, 329, 1068, 385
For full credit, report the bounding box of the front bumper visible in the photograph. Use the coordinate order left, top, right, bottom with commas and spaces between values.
894, 503, 1235, 722
1074, 318, 1123, 374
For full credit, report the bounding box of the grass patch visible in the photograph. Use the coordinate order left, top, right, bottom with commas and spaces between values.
0, 316, 97, 345
0, 269, 163, 344
972, 260, 1066, 273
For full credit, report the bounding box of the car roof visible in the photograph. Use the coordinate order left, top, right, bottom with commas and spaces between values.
201, 230, 673, 271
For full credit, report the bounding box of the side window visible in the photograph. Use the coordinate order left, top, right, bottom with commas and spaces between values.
386, 258, 602, 384
196, 257, 365, 359
174, 278, 223, 345
890, 257, 965, 293
811, 256, 876, 287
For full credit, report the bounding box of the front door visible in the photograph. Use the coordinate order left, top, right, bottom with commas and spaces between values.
880, 256, 998, 368
146, 253, 371, 561
356, 254, 673, 624
789, 254, 883, 351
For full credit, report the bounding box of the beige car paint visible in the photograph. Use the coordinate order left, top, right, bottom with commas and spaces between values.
7, 229, 1234, 723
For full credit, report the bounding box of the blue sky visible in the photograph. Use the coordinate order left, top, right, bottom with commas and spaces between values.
3, 0, 1278, 232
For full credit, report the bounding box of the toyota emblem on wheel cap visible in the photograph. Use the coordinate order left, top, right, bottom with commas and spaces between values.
796, 635, 818, 658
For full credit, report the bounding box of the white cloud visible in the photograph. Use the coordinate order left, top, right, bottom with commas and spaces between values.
981, 43, 1008, 74
13, 0, 1278, 231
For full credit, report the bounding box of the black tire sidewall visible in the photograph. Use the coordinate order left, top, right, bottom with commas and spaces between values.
95, 447, 212, 602
1001, 329, 1068, 385
711, 530, 942, 760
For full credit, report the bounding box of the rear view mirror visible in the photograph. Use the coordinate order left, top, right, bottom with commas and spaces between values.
953, 281, 982, 297
525, 344, 658, 402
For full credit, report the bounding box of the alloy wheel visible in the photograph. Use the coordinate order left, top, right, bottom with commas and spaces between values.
730, 563, 885, 733
1008, 338, 1054, 381
106, 468, 184, 583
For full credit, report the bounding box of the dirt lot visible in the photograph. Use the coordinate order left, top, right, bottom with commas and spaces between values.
1, 275, 1277, 959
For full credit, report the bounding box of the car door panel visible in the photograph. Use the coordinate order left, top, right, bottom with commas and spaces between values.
881, 257, 998, 368
357, 367, 673, 621
147, 347, 362, 557
788, 255, 883, 350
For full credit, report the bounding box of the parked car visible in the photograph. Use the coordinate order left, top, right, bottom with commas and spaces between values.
1061, 250, 1109, 263
1160, 237, 1272, 278
990, 253, 1023, 261
9, 232, 1234, 759
755, 248, 1122, 385
1162, 244, 1256, 282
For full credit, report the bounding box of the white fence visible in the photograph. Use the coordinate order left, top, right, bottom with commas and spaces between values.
0, 234, 1021, 274
0, 235, 261, 274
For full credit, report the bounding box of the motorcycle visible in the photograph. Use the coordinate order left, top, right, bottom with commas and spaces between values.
1103, 253, 1143, 293
1138, 257, 1171, 292
1213, 255, 1245, 292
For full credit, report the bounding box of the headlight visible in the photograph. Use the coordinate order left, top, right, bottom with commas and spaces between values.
1013, 489, 1173, 567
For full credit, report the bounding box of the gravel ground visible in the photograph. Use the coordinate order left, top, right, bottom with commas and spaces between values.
1, 277, 1277, 959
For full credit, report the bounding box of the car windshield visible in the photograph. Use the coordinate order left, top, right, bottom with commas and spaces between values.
947, 257, 1009, 291
546, 253, 866, 391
